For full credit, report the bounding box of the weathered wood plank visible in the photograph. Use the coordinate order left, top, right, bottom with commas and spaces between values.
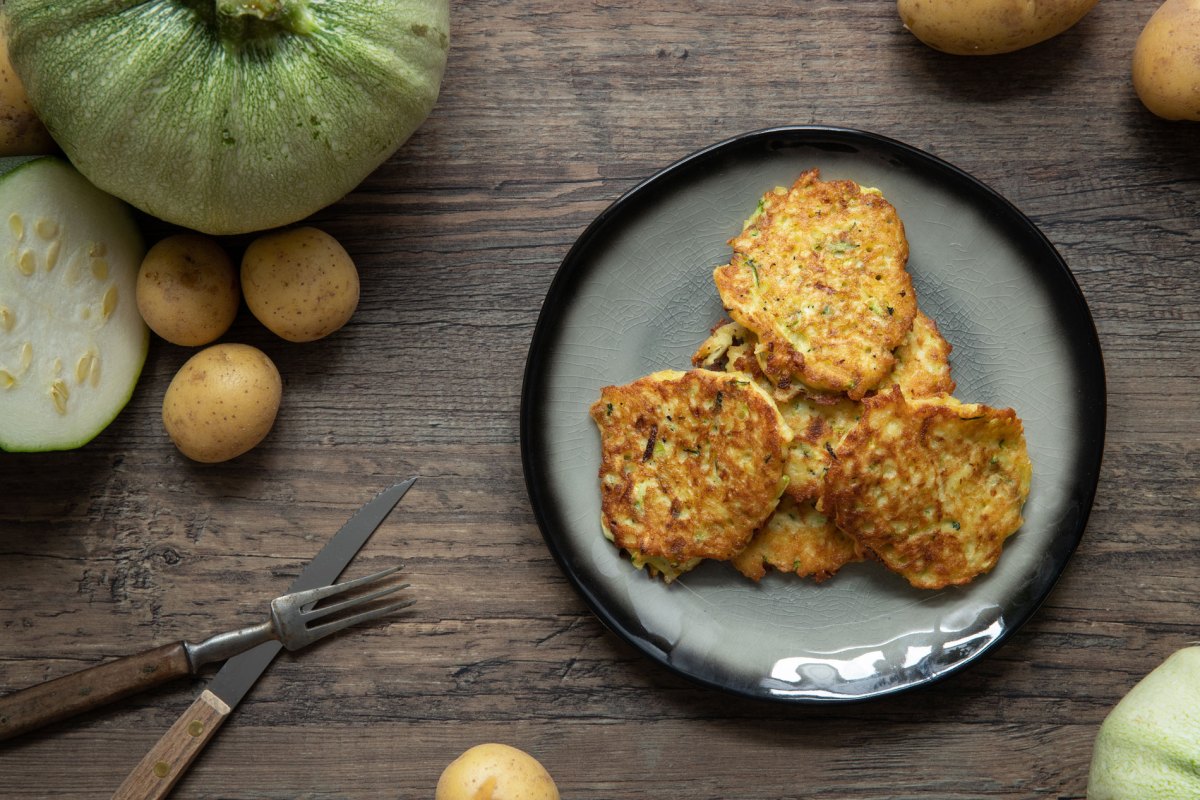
2, 0, 1198, 797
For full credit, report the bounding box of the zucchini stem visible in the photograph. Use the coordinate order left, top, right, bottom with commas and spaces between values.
215, 0, 317, 36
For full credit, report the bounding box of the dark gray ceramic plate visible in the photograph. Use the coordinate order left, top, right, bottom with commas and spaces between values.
520, 126, 1105, 703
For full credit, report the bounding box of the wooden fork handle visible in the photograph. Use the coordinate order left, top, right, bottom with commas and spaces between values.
0, 642, 191, 741
111, 689, 230, 800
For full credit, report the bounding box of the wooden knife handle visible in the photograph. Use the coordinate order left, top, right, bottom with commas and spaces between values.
0, 642, 191, 741
111, 689, 230, 800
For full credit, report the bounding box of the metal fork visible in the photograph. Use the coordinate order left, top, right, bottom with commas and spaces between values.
0, 565, 414, 741
186, 565, 414, 668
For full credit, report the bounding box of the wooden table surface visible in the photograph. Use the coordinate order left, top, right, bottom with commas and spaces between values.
2, 2, 1197, 798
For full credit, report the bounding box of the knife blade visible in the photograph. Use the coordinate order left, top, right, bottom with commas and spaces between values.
110, 478, 417, 800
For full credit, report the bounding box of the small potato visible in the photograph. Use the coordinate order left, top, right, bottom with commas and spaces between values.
1133, 0, 1200, 121
0, 25, 54, 156
898, 0, 1099, 55
435, 743, 560, 800
241, 226, 360, 343
136, 234, 240, 346
162, 343, 282, 463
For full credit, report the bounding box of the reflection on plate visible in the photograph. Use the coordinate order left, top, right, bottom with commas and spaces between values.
520, 126, 1105, 703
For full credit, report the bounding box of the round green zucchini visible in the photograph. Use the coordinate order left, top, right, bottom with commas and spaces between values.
1089, 646, 1200, 799
4, 0, 450, 235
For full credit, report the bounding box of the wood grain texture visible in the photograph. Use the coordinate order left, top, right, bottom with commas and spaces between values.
111, 689, 231, 800
1, 1, 1198, 797
0, 642, 190, 741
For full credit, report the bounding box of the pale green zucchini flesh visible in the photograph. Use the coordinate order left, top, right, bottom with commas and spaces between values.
0, 156, 147, 452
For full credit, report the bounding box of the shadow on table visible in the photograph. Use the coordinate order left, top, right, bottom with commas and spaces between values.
889, 15, 1102, 105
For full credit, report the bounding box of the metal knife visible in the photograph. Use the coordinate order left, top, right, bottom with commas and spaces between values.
109, 477, 417, 800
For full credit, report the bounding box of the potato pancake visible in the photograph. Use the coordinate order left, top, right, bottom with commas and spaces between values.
820, 386, 1033, 589
693, 310, 955, 504
731, 495, 865, 582
590, 369, 792, 582
713, 168, 917, 399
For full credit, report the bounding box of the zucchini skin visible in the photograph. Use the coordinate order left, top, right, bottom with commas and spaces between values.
5, 0, 450, 234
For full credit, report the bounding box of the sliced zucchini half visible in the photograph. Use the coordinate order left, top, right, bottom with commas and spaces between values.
0, 156, 147, 451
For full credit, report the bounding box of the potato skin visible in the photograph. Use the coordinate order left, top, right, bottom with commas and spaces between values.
1133, 0, 1200, 121
898, 0, 1099, 55
0, 25, 53, 155
241, 226, 360, 343
162, 343, 282, 463
435, 743, 560, 800
136, 234, 240, 346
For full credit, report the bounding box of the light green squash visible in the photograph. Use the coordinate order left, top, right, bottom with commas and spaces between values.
3, 0, 449, 235
0, 156, 147, 452
1088, 646, 1200, 799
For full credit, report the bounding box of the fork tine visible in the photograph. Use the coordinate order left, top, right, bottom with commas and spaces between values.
272, 564, 414, 651
287, 565, 404, 608
303, 597, 417, 642
301, 582, 410, 624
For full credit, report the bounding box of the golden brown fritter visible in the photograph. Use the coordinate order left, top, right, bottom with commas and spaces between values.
693, 311, 955, 504
779, 395, 862, 504
692, 317, 762, 378
891, 309, 956, 399
731, 495, 865, 582
590, 369, 792, 582
820, 385, 1033, 590
591, 165, 1027, 592
713, 168, 917, 400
